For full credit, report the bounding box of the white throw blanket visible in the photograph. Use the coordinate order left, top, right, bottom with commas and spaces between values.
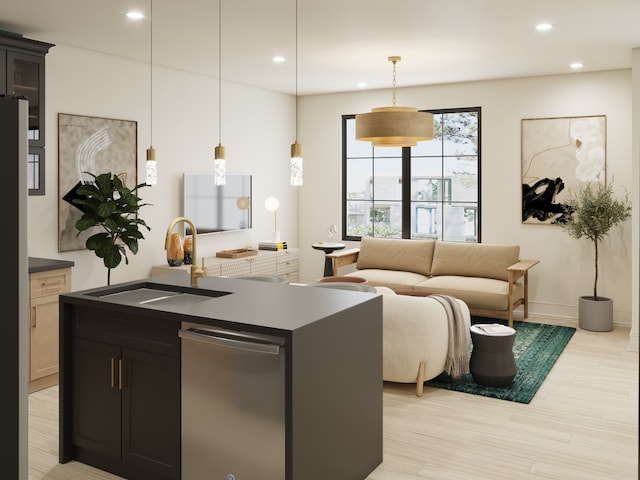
430, 294, 470, 379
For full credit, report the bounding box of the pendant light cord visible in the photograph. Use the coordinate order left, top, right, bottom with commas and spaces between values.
391, 57, 397, 107
295, 0, 298, 140
218, 0, 222, 144
149, 0, 153, 146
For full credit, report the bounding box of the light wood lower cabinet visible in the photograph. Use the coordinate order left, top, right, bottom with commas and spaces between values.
29, 267, 72, 393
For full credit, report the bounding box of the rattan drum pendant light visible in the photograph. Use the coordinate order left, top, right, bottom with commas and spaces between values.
356, 56, 433, 147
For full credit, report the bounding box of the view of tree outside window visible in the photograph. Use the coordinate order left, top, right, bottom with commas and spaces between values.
342, 107, 480, 242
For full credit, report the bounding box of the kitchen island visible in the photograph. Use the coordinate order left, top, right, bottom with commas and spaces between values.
59, 273, 383, 480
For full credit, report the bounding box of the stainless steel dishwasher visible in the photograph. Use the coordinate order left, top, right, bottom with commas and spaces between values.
179, 322, 286, 480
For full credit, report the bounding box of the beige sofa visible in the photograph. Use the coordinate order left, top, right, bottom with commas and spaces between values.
328, 237, 538, 327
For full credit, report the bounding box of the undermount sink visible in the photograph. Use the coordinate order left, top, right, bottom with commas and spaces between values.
93, 283, 231, 305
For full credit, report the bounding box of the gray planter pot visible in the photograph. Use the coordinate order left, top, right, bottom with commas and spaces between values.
578, 296, 613, 332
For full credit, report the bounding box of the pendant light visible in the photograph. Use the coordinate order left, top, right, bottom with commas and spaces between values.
214, 0, 226, 185
355, 56, 434, 147
145, 0, 157, 184
290, 0, 303, 186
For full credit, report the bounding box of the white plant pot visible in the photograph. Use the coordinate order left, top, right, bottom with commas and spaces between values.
578, 296, 613, 332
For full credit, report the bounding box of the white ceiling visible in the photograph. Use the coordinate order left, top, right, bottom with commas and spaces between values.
2, 0, 640, 96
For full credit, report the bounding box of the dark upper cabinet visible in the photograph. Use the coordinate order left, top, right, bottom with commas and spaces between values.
0, 30, 54, 195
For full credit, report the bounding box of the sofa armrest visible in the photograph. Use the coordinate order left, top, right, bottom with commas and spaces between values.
507, 259, 539, 283
326, 248, 360, 276
505, 259, 539, 326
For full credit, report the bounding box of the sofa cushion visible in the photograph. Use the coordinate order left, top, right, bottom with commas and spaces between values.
345, 269, 428, 291
430, 241, 519, 282
413, 276, 524, 311
356, 237, 435, 276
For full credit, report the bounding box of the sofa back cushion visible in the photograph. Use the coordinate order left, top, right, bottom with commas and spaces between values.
357, 237, 435, 276
430, 241, 519, 281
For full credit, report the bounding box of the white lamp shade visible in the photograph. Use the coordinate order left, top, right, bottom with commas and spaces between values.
264, 196, 280, 212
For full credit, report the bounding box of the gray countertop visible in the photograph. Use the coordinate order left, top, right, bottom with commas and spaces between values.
60, 273, 380, 334
29, 257, 75, 273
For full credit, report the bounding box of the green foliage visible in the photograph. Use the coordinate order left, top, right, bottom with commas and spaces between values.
73, 172, 151, 285
561, 181, 631, 298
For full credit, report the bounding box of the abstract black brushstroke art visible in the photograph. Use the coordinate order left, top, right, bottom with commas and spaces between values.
521, 115, 606, 225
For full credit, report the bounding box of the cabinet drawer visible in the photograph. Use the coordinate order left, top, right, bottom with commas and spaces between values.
276, 249, 299, 265
30, 268, 72, 298
70, 306, 180, 358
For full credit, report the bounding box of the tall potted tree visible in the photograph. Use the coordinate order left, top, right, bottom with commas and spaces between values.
561, 180, 631, 331
73, 172, 151, 285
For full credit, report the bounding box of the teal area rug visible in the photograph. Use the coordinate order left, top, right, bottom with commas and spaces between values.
424, 319, 576, 404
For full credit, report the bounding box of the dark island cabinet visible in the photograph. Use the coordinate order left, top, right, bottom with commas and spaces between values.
0, 30, 53, 195
61, 305, 180, 480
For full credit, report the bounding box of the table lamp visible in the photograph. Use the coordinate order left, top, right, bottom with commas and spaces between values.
264, 196, 280, 242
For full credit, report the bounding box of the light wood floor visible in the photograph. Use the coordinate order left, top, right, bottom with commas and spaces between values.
28, 316, 638, 480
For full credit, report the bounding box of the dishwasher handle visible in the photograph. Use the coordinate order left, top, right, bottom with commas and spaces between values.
178, 327, 283, 355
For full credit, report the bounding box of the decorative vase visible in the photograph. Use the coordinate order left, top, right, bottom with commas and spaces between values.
578, 296, 613, 332
166, 233, 184, 266
183, 236, 193, 265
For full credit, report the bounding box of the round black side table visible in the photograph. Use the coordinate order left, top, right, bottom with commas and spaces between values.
311, 242, 346, 277
469, 324, 517, 387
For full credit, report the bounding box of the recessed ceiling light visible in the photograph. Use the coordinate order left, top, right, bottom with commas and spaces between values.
535, 23, 553, 31
126, 11, 145, 20
570, 62, 584, 69
273, 56, 286, 63
357, 82, 367, 88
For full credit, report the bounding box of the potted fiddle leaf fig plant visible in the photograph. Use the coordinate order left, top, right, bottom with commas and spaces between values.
72, 172, 151, 285
561, 179, 631, 331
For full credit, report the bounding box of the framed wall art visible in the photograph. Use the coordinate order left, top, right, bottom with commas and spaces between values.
58, 113, 138, 252
521, 115, 606, 225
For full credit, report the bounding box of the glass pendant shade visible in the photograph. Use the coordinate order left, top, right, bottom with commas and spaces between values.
145, 146, 157, 185
290, 141, 303, 186
214, 143, 226, 185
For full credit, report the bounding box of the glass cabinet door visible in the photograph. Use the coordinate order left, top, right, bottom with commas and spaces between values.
7, 51, 46, 195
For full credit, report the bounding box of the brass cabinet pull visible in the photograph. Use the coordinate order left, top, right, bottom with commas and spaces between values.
110, 357, 116, 388
31, 306, 37, 328
118, 358, 124, 390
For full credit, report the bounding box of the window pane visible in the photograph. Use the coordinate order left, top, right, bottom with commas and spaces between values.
346, 157, 373, 200
444, 156, 478, 202
372, 157, 402, 201
346, 200, 372, 237
411, 202, 441, 240
443, 111, 478, 156
372, 201, 402, 238
346, 119, 374, 157
442, 203, 478, 242
27, 151, 40, 190
412, 114, 444, 156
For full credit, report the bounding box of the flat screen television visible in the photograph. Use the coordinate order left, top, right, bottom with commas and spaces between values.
182, 173, 252, 235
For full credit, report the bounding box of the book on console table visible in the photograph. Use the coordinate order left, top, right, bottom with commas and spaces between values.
259, 241, 287, 251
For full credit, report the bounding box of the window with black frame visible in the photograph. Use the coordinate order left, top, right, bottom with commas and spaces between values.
342, 107, 481, 242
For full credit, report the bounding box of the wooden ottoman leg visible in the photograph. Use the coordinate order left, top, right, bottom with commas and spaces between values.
416, 361, 425, 397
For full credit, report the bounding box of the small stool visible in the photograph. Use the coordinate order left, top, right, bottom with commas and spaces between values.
469, 324, 517, 387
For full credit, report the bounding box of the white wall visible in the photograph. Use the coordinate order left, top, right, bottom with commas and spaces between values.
298, 70, 635, 327
27, 44, 298, 289
26, 43, 636, 332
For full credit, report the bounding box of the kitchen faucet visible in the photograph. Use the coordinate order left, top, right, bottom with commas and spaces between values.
165, 217, 206, 286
